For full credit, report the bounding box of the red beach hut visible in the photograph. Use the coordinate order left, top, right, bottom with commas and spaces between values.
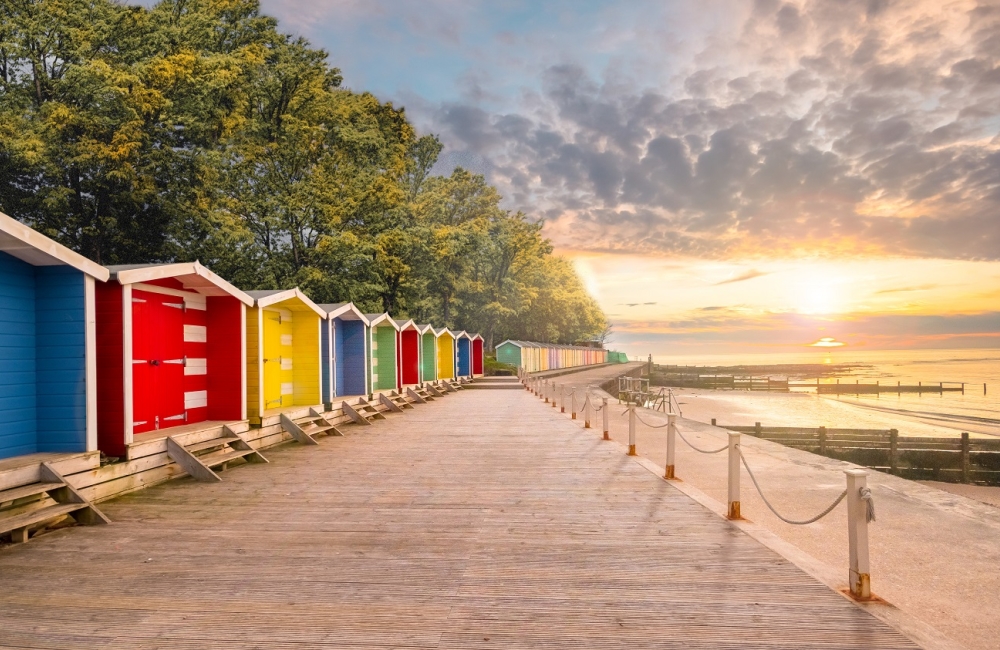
95, 262, 253, 456
471, 333, 484, 377
393, 319, 421, 389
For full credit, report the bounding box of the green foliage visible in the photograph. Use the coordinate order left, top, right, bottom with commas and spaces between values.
484, 356, 515, 377
0, 0, 606, 345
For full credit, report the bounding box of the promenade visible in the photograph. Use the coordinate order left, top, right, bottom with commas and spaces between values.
0, 383, 915, 648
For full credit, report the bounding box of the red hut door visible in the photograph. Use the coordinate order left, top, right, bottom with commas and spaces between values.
131, 290, 186, 434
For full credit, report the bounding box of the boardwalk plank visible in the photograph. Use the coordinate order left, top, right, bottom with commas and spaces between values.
0, 390, 916, 649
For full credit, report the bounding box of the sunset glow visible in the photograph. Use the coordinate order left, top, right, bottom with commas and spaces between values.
251, 0, 1000, 357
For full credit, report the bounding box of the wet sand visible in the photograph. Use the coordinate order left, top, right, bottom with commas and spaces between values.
674, 387, 998, 438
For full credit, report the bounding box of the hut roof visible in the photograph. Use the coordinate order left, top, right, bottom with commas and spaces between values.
392, 318, 418, 331
318, 302, 368, 323
365, 313, 399, 329
107, 261, 253, 305
0, 211, 108, 280
246, 288, 325, 317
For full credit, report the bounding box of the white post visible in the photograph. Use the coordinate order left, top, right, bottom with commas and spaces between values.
584, 394, 591, 429
571, 390, 577, 419
628, 405, 637, 456
602, 398, 609, 440
665, 413, 676, 479
559, 385, 565, 413
727, 432, 741, 519
845, 469, 872, 599
552, 384, 559, 408
544, 380, 550, 403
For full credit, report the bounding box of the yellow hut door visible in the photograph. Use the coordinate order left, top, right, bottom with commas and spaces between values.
262, 310, 287, 409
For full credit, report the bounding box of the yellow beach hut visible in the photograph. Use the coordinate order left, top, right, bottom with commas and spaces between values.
435, 327, 456, 380
245, 289, 325, 424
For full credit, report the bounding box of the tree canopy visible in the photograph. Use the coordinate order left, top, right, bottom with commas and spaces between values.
0, 0, 606, 347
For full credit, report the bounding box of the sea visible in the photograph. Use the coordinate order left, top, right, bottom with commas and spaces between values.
653, 348, 1000, 438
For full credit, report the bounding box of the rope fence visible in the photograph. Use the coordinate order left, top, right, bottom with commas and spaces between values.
522, 371, 878, 601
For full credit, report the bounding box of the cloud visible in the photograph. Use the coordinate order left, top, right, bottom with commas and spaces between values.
407, 0, 1000, 261
874, 284, 938, 294
714, 269, 769, 285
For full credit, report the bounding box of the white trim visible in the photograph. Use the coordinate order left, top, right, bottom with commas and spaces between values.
366, 312, 399, 329
321, 302, 369, 324
255, 308, 264, 418
131, 282, 206, 307
184, 390, 208, 409
316, 318, 323, 405
184, 358, 207, 375
280, 382, 294, 396
470, 333, 483, 341
328, 319, 336, 401
111, 261, 253, 305
392, 318, 418, 331
84, 275, 97, 452
365, 324, 371, 395
0, 211, 108, 279
183, 325, 207, 343
251, 288, 325, 318
240, 303, 247, 421
123, 285, 134, 445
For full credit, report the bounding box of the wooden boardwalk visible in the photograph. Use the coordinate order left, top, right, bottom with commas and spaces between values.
0, 389, 917, 648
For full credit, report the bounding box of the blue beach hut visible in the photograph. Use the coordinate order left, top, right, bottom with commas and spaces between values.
455, 331, 472, 379
0, 212, 109, 460
318, 303, 370, 403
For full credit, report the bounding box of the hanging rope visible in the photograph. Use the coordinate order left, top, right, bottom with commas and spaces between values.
738, 449, 848, 525
674, 426, 729, 454
859, 486, 876, 523
633, 410, 671, 429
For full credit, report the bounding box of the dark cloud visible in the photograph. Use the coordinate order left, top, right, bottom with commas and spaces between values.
417, 0, 1000, 260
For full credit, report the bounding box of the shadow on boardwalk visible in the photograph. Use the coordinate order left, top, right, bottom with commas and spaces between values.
0, 389, 916, 648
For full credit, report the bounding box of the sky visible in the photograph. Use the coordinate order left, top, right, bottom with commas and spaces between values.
248, 0, 999, 356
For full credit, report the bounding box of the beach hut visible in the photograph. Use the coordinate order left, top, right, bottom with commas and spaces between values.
455, 331, 472, 379
245, 289, 324, 425
435, 327, 456, 380
471, 334, 484, 377
365, 313, 399, 394
393, 319, 421, 389
0, 213, 109, 460
416, 324, 437, 382
318, 303, 370, 403
94, 262, 252, 456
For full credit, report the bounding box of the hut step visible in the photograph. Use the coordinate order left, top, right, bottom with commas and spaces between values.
279, 413, 320, 446
186, 437, 237, 453
167, 430, 267, 483
0, 482, 65, 504
301, 423, 342, 437
1, 462, 110, 542
379, 393, 404, 413
341, 401, 373, 426
406, 387, 428, 404
1, 503, 82, 542
201, 448, 259, 468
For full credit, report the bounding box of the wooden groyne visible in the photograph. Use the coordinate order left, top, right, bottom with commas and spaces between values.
714, 421, 1000, 485
652, 372, 982, 395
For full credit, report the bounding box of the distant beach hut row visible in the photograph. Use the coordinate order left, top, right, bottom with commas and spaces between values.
495, 340, 621, 373
0, 213, 484, 461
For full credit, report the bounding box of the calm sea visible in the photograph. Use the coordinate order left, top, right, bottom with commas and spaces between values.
654, 348, 1000, 438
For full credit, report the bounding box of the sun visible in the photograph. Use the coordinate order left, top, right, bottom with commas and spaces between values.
810, 337, 845, 347
796, 274, 845, 315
